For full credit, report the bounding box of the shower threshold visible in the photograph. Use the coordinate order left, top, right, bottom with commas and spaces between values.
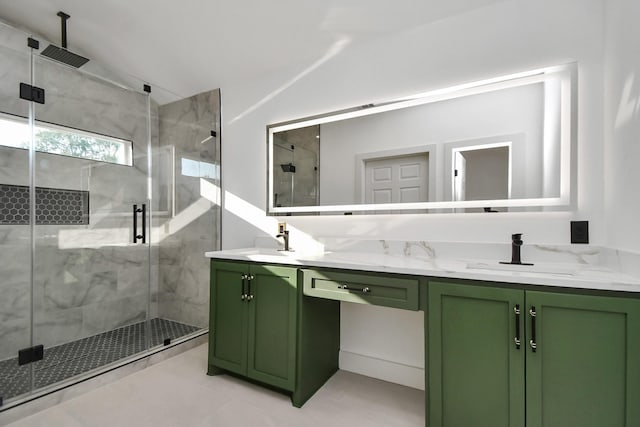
0, 318, 201, 403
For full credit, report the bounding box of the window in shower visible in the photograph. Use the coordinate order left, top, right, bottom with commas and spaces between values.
0, 112, 133, 166
181, 157, 219, 179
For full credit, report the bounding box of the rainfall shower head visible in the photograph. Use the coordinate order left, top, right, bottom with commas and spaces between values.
41, 45, 89, 68
281, 163, 296, 173
41, 11, 89, 68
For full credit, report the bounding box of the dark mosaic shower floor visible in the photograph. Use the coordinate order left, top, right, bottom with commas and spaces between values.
0, 318, 201, 403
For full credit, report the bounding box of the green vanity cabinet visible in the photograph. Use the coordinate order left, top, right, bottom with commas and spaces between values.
208, 260, 298, 391
428, 282, 525, 427
208, 261, 247, 375
525, 291, 640, 427
428, 281, 640, 427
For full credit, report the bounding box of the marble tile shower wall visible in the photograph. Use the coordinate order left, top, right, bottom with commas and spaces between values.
156, 89, 221, 329
0, 55, 162, 361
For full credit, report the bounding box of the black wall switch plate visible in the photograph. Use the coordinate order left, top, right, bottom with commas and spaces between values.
571, 221, 589, 244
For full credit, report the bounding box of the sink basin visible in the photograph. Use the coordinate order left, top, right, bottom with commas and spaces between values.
230, 248, 294, 256
227, 248, 301, 263
466, 262, 577, 276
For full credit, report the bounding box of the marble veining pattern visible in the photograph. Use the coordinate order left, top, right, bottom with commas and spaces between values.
0, 52, 159, 361
403, 241, 436, 258
156, 89, 221, 329
207, 240, 640, 293
0, 25, 219, 411
319, 238, 604, 265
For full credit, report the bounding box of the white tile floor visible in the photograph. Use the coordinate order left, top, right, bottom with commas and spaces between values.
6, 344, 425, 427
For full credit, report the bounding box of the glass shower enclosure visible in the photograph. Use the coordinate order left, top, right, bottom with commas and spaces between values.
0, 20, 219, 408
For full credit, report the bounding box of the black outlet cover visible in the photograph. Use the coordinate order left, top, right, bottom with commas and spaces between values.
571, 221, 589, 244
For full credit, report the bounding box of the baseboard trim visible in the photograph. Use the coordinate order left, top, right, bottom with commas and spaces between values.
339, 350, 424, 390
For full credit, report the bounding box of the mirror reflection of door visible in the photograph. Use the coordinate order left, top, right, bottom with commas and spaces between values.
453, 151, 466, 202
364, 153, 429, 204
452, 144, 511, 211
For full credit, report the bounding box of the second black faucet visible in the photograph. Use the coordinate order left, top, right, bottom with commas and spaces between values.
500, 233, 533, 266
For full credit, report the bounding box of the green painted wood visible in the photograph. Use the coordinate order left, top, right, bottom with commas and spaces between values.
246, 264, 298, 391
208, 261, 248, 375
428, 281, 525, 427
525, 291, 640, 427
422, 280, 429, 425
302, 269, 419, 310
293, 269, 340, 407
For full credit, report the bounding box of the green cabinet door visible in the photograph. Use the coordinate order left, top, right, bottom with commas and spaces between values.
208, 261, 298, 391
247, 264, 298, 391
209, 261, 248, 375
428, 282, 525, 427
525, 291, 640, 427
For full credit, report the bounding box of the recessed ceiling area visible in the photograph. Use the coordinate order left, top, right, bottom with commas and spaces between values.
0, 0, 506, 100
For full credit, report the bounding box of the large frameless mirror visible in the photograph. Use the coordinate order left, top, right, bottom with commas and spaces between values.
267, 63, 576, 215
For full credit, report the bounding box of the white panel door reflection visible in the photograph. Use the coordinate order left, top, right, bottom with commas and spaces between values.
364, 153, 429, 204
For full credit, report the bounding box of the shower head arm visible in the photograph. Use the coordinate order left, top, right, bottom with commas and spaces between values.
57, 11, 70, 49
41, 11, 89, 68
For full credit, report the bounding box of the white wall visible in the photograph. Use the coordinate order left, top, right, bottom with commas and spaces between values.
604, 0, 640, 254
222, 0, 604, 248
220, 0, 606, 387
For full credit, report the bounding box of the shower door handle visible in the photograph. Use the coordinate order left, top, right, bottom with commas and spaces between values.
133, 204, 138, 243
141, 204, 146, 244
133, 204, 146, 244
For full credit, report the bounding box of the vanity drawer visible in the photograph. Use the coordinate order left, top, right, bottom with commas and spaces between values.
301, 269, 419, 310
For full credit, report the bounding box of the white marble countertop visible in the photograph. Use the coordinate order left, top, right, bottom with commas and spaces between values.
205, 247, 640, 293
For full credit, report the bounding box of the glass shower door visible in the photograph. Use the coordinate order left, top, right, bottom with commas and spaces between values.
0, 22, 34, 404
0, 21, 216, 408
31, 53, 152, 390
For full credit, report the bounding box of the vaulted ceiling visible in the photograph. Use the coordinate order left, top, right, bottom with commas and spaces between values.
0, 0, 505, 100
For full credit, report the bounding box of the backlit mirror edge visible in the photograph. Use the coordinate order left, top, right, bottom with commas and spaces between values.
266, 62, 577, 216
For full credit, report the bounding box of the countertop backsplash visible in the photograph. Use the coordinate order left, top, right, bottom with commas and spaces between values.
252, 235, 640, 282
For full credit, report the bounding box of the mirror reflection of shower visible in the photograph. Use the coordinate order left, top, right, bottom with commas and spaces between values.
273, 125, 319, 207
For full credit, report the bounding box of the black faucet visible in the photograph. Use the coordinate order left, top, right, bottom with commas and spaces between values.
500, 233, 533, 266
276, 230, 291, 252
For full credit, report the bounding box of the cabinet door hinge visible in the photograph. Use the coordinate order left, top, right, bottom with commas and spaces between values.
18, 344, 44, 366
19, 83, 46, 104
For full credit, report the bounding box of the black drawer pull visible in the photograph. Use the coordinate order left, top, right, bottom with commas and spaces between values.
514, 304, 521, 350
338, 284, 371, 294
529, 306, 537, 352
247, 275, 254, 301
241, 274, 247, 300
